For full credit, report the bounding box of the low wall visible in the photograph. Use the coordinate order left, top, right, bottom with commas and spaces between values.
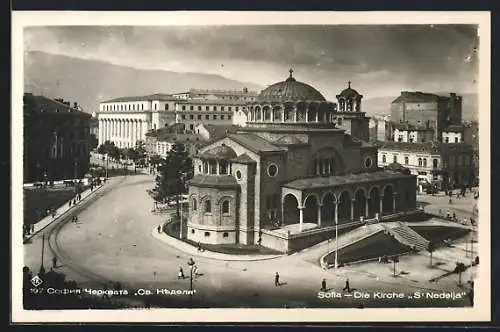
261, 222, 362, 254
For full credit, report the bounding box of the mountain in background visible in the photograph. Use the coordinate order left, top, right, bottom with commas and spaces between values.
24, 51, 264, 113
363, 93, 479, 122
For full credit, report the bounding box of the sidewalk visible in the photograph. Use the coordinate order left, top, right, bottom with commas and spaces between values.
24, 181, 107, 241
150, 226, 283, 262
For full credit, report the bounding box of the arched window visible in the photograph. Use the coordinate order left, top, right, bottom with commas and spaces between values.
204, 200, 211, 213
219, 160, 228, 174
203, 161, 208, 174
433, 158, 439, 168
192, 198, 197, 211
423, 158, 427, 167
382, 154, 386, 163
222, 201, 230, 214
418, 158, 423, 167
209, 160, 217, 174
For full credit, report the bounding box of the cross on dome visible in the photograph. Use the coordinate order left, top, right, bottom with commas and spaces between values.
289, 68, 294, 78
348, 80, 352, 88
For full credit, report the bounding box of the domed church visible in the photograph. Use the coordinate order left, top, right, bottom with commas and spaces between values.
186, 70, 417, 253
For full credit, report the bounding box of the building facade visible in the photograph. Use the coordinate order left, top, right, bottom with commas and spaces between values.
391, 91, 463, 142
24, 93, 91, 183
185, 71, 417, 252
376, 141, 475, 188
369, 115, 392, 142
97, 89, 258, 148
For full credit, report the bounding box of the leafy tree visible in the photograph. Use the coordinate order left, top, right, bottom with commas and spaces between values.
135, 140, 147, 160
148, 143, 193, 218
97, 141, 120, 161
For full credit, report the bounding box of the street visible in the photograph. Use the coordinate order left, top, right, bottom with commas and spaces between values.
23, 175, 473, 308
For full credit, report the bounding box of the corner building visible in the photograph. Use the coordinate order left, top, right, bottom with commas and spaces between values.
186, 72, 417, 252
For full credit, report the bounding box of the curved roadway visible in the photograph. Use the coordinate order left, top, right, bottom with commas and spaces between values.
23, 175, 471, 308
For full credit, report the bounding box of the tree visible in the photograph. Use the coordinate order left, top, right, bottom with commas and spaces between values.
148, 143, 193, 218
455, 262, 467, 286
427, 241, 435, 267
391, 255, 399, 277
135, 140, 147, 160
97, 141, 120, 161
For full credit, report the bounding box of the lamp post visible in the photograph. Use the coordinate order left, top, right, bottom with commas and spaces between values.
334, 203, 339, 269
179, 172, 187, 239
39, 233, 46, 275
105, 153, 109, 179
187, 258, 195, 307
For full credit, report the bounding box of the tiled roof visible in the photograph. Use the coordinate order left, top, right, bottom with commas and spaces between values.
391, 91, 456, 104
189, 88, 259, 96
102, 93, 177, 103
24, 93, 90, 117
188, 174, 239, 188
392, 122, 434, 131
227, 133, 284, 154
177, 99, 247, 105
231, 153, 256, 164
284, 170, 412, 190
202, 124, 239, 140
375, 141, 473, 153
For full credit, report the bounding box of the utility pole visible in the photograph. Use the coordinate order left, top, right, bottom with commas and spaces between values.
105, 154, 109, 179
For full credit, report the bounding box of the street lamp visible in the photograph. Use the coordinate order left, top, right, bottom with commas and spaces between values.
187, 257, 195, 307
334, 204, 339, 269
179, 172, 187, 239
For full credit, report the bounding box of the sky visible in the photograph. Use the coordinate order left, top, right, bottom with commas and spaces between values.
24, 25, 479, 99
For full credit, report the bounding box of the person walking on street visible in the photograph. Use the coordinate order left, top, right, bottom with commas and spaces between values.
274, 272, 280, 286
178, 267, 185, 280
157, 225, 162, 233
68, 200, 72, 208
343, 278, 351, 292
52, 256, 57, 269
321, 278, 327, 291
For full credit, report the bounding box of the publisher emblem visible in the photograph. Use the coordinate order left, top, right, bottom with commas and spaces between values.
30, 275, 43, 287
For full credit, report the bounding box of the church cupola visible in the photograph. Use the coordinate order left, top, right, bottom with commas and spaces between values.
336, 81, 363, 112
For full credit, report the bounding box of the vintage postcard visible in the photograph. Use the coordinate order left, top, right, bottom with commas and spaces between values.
11, 11, 491, 323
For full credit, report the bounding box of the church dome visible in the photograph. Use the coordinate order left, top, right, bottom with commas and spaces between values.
258, 69, 326, 102
201, 144, 237, 159
338, 81, 361, 99
275, 135, 303, 145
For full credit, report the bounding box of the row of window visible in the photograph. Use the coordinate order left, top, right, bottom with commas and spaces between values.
199, 160, 231, 175
103, 103, 149, 111
190, 229, 230, 238
181, 114, 232, 121
181, 105, 239, 112
50, 142, 86, 159
313, 158, 337, 176
444, 136, 461, 143
192, 198, 230, 215
382, 154, 439, 168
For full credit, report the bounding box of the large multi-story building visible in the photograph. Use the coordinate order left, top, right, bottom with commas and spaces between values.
391, 91, 463, 142
97, 88, 258, 148
23, 93, 91, 182
185, 71, 417, 252
376, 141, 476, 189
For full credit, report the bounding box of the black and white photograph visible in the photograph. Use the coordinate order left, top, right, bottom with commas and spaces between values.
11, 11, 490, 323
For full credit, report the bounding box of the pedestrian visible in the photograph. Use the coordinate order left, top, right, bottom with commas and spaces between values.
274, 272, 280, 286
51, 209, 56, 218
52, 256, 57, 269
343, 278, 351, 292
73, 199, 77, 205
30, 224, 34, 233
453, 212, 457, 221
321, 278, 327, 291
197, 242, 202, 251
378, 256, 382, 264
178, 267, 185, 279
68, 200, 72, 208
157, 225, 162, 233
257, 237, 262, 246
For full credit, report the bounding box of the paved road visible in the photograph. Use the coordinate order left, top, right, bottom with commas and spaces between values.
24, 175, 472, 308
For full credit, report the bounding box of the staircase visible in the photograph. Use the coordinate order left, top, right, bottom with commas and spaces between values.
388, 221, 430, 251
